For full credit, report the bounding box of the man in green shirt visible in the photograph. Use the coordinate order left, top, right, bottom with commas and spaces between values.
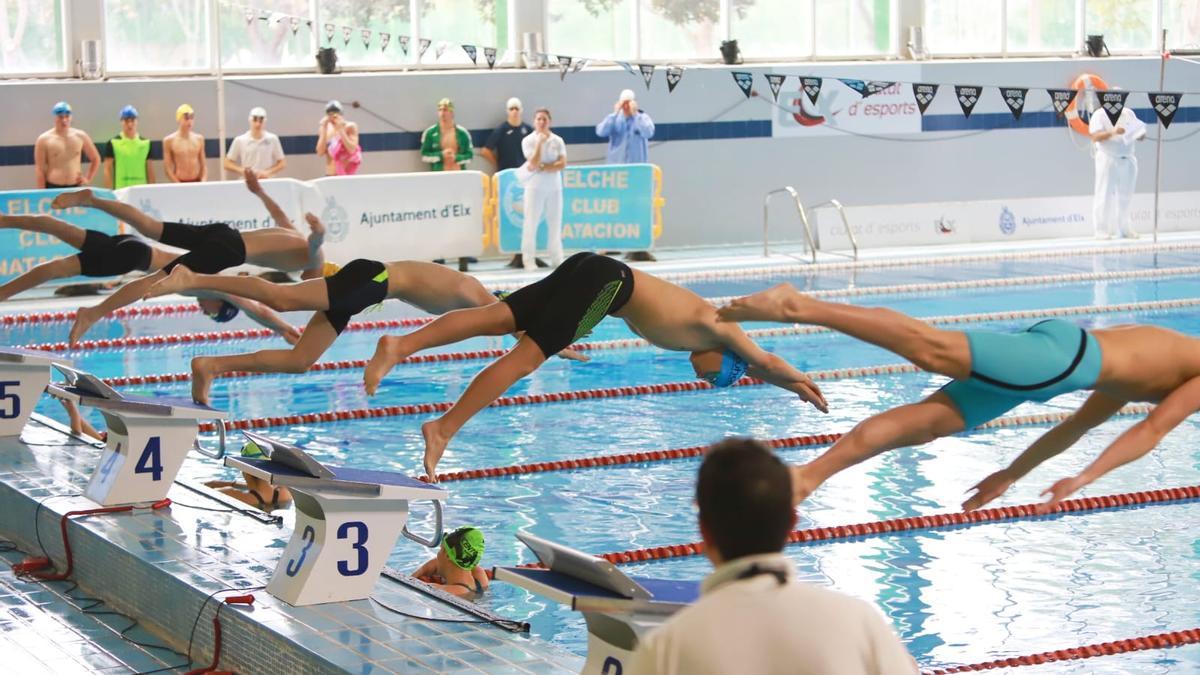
103, 105, 154, 189
420, 98, 473, 171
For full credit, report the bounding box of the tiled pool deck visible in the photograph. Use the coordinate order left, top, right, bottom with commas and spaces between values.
0, 416, 582, 674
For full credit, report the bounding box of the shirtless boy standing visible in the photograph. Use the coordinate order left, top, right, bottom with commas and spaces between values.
163, 104, 207, 183
34, 102, 101, 189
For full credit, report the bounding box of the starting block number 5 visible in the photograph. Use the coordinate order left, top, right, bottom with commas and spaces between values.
0, 381, 21, 420
285, 521, 370, 577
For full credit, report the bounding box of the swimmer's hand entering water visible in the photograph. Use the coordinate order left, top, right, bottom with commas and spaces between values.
962, 468, 1017, 511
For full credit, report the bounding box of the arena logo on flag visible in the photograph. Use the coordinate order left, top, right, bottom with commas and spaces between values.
955, 85, 982, 118
765, 74, 786, 102
1149, 92, 1182, 128
801, 77, 822, 105
1047, 89, 1077, 118
732, 71, 754, 99
666, 67, 684, 93
912, 83, 938, 115
639, 64, 655, 89
1100, 90, 1129, 125
1001, 87, 1028, 120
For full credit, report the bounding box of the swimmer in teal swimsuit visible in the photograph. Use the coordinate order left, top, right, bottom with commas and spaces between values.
719, 283, 1200, 512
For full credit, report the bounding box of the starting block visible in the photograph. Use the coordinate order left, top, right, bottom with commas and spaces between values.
0, 347, 71, 437
46, 364, 227, 506
225, 431, 447, 606
495, 533, 700, 675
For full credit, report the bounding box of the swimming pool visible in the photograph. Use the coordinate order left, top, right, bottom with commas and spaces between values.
22, 248, 1200, 672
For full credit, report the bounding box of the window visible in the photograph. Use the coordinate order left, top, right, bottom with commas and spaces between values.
638, 0, 725, 61
418, 0, 506, 66
1006, 0, 1077, 52
0, 0, 66, 75
317, 0, 414, 67
732, 0, 814, 59
1086, 0, 1156, 52
925, 0, 1002, 54
104, 0, 210, 72
815, 0, 893, 56
220, 0, 313, 70
1164, 0, 1200, 50
547, 0, 634, 62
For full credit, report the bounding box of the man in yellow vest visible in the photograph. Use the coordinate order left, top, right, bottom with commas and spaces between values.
103, 105, 154, 189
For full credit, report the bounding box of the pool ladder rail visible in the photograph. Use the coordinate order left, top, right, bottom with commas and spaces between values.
763, 186, 858, 263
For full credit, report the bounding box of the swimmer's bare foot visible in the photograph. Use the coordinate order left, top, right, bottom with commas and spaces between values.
556, 347, 590, 362
789, 464, 819, 505
69, 305, 101, 344
422, 420, 450, 482
144, 265, 197, 299
304, 212, 325, 238
191, 356, 217, 406
364, 335, 411, 395
717, 283, 809, 324
52, 188, 94, 210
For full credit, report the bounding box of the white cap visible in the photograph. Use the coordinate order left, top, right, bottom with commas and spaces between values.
249, 106, 267, 119
619, 89, 636, 102
506, 97, 522, 110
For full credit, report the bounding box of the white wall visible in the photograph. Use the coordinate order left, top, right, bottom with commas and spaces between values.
4, 56, 1197, 247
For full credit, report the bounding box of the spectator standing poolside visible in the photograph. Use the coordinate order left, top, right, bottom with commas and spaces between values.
482, 97, 539, 269
596, 89, 656, 262
163, 104, 206, 183
225, 107, 286, 179
103, 105, 153, 189
316, 100, 361, 176
519, 108, 567, 271
420, 98, 473, 171
35, 102, 101, 189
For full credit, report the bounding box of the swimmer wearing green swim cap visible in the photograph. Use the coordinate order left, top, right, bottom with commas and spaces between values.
412, 526, 490, 599
719, 283, 1200, 512
204, 440, 293, 512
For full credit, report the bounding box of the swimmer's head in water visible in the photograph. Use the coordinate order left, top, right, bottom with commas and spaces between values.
691, 348, 748, 388
441, 526, 485, 570
198, 298, 240, 323
240, 440, 266, 458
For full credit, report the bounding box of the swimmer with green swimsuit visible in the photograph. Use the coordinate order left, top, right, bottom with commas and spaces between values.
718, 283, 1200, 511
364, 252, 828, 482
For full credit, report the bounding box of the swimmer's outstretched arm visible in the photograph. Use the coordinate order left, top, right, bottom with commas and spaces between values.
214, 293, 301, 344
963, 391, 1124, 510
1039, 377, 1200, 512
718, 325, 828, 412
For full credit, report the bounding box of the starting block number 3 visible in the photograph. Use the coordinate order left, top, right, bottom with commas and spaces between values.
285, 521, 370, 577
0, 381, 21, 419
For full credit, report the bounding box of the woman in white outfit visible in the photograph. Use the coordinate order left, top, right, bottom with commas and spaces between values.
521, 109, 567, 271
1089, 105, 1144, 239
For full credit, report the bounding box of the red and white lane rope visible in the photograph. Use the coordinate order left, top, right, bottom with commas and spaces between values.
509, 484, 1197, 569
428, 405, 1152, 483
32, 294, 1200, 361
922, 628, 1200, 673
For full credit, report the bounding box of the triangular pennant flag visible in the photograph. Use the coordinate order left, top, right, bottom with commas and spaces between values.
838, 78, 868, 97
865, 81, 894, 97
1100, 90, 1129, 125
666, 66, 684, 93
764, 74, 786, 102
361, 28, 372, 49
244, 7, 255, 24
912, 83, 938, 115
341, 25, 352, 47
399, 35, 410, 55
1001, 87, 1028, 120
954, 85, 982, 118
638, 64, 655, 90
380, 32, 390, 51
557, 55, 572, 80
484, 46, 497, 69
1148, 92, 1182, 128
732, 71, 754, 99
1047, 89, 1077, 118
259, 9, 270, 21
435, 41, 447, 60
324, 22, 335, 43
305, 19, 312, 29
289, 16, 301, 35
618, 61, 636, 76
572, 57, 588, 74
418, 38, 431, 57
800, 77, 822, 105
463, 44, 477, 64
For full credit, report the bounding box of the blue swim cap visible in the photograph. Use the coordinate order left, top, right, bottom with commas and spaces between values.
119, 105, 139, 120
206, 300, 240, 323
52, 101, 72, 116
704, 349, 749, 388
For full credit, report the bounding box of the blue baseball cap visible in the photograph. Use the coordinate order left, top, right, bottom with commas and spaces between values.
206, 300, 240, 323
119, 105, 139, 120
703, 349, 749, 388
52, 101, 72, 116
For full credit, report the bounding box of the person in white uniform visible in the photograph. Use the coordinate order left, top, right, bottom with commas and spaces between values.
520, 108, 567, 271
630, 438, 916, 675
1089, 104, 1145, 239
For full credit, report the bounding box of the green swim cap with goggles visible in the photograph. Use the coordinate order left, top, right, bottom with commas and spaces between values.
240, 440, 266, 459
442, 526, 485, 570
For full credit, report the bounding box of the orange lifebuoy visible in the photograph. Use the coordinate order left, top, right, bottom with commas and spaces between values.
1065, 73, 1108, 135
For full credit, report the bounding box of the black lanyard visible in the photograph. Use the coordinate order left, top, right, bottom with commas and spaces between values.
736, 563, 788, 586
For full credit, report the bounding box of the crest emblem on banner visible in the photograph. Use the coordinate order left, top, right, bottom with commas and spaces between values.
484, 46, 497, 68
838, 78, 868, 96
998, 206, 1016, 236
1149, 92, 1182, 128
324, 22, 335, 43
912, 83, 938, 115
341, 25, 352, 46
1001, 87, 1028, 120
865, 81, 894, 97
557, 55, 572, 80
666, 66, 684, 93
954, 85, 982, 118
1047, 89, 1077, 118
1100, 90, 1129, 125
360, 28, 372, 48
800, 77, 822, 105
322, 198, 350, 244
379, 32, 390, 51
764, 74, 786, 102
638, 64, 655, 89
732, 71, 754, 99
418, 38, 432, 57
463, 44, 477, 64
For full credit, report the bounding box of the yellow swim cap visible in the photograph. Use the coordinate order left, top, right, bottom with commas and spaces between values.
176, 103, 195, 121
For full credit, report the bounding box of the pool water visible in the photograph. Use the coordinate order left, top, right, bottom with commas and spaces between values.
22, 251, 1200, 672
